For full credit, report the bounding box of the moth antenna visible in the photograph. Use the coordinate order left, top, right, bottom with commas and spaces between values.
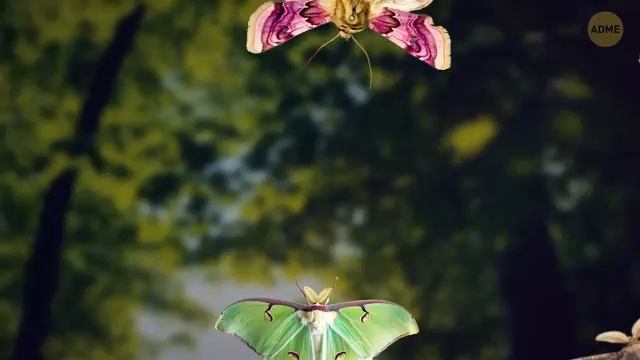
352, 36, 373, 89
295, 280, 309, 303
304, 33, 341, 68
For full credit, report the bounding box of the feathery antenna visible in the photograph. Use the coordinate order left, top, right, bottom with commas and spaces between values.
295, 280, 310, 304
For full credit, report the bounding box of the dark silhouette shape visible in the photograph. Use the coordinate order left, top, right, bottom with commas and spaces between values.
500, 205, 577, 360
11, 5, 146, 360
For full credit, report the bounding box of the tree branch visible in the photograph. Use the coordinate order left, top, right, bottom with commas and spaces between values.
571, 353, 620, 360
10, 5, 146, 360
572, 344, 640, 360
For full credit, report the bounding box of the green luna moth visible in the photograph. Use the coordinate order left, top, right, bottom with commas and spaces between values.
214, 284, 419, 359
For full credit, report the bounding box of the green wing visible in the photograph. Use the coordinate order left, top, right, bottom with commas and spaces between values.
327, 301, 419, 358
276, 325, 314, 360
215, 299, 313, 359
322, 327, 370, 360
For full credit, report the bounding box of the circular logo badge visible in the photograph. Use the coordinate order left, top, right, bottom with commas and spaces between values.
588, 11, 624, 47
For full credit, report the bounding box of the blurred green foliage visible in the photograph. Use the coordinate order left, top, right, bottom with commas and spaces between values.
1, 0, 638, 359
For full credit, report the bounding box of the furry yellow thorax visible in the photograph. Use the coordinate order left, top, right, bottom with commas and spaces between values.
331, 0, 371, 38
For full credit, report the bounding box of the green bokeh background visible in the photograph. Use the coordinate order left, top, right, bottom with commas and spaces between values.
1, 0, 638, 359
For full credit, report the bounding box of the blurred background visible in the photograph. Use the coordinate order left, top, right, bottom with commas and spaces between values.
1, 0, 639, 359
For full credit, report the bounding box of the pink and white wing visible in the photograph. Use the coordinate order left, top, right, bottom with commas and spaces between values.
370, 0, 434, 13
369, 7, 451, 69
247, 0, 332, 53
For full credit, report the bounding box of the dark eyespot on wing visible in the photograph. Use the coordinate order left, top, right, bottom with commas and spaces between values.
264, 303, 274, 321
360, 305, 370, 322
264, 311, 273, 321
335, 352, 347, 360
360, 312, 369, 322
288, 352, 300, 360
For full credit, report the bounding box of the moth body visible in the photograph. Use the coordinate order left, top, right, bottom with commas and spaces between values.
297, 309, 338, 356
246, 0, 451, 71
329, 0, 372, 38
215, 285, 420, 360
297, 309, 337, 334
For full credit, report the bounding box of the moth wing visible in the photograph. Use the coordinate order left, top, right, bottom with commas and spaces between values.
321, 327, 372, 360
317, 288, 333, 304
247, 0, 332, 53
215, 299, 308, 357
273, 325, 315, 360
328, 301, 419, 358
303, 286, 319, 302
368, 7, 451, 69
370, 0, 434, 13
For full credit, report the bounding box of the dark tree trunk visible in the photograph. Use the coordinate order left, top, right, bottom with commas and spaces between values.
496, 84, 577, 359
10, 170, 76, 360
499, 196, 577, 360
11, 5, 146, 360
